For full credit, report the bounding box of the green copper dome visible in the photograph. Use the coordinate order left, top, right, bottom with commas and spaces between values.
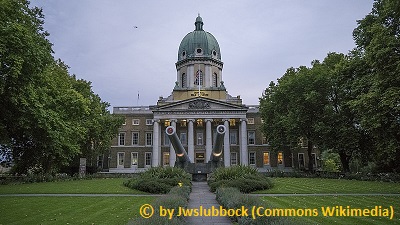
178, 15, 221, 62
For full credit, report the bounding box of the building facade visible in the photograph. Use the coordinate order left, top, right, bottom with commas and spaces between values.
109, 15, 319, 172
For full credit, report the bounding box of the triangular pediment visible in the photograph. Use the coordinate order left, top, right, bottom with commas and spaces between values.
154, 97, 247, 112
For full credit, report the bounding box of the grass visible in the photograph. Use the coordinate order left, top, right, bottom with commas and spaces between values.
254, 177, 400, 194
0, 196, 154, 225
0, 178, 156, 225
254, 177, 400, 225
0, 178, 147, 194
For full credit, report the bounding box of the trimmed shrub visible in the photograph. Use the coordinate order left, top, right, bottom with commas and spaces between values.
208, 165, 273, 193
124, 167, 192, 194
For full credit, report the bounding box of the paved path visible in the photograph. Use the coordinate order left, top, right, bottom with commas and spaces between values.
186, 182, 232, 225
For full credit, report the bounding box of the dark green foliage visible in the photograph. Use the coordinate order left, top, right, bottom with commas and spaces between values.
124, 167, 192, 194
208, 166, 273, 193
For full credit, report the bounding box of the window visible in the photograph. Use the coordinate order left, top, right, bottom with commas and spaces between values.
131, 152, 138, 166
145, 152, 152, 167
146, 132, 152, 146
247, 118, 255, 124
132, 119, 140, 125
249, 152, 256, 165
181, 73, 187, 88
312, 153, 317, 168
248, 131, 255, 145
212, 73, 218, 87
263, 152, 270, 165
164, 133, 170, 146
146, 119, 153, 125
118, 133, 125, 146
97, 155, 103, 168
262, 136, 268, 145
196, 119, 203, 126
231, 152, 237, 166
180, 132, 187, 145
132, 132, 139, 145
230, 131, 237, 145
196, 132, 203, 145
278, 152, 284, 165
117, 152, 124, 167
229, 119, 236, 127
164, 120, 170, 127
180, 120, 187, 127
163, 152, 170, 166
298, 153, 305, 168
194, 70, 203, 86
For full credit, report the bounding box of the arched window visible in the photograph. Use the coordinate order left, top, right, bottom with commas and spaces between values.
212, 73, 218, 87
194, 70, 203, 86
181, 73, 187, 88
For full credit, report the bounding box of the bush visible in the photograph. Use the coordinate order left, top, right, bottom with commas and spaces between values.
124, 167, 192, 194
208, 166, 273, 193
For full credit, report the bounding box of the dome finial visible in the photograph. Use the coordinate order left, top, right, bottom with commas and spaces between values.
195, 14, 203, 31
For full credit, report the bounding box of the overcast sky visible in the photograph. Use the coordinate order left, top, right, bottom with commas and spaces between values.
30, 0, 374, 109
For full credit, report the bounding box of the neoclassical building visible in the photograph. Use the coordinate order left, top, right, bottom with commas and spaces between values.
108, 15, 319, 172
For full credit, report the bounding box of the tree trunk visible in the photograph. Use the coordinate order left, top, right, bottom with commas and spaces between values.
307, 140, 314, 172
339, 150, 350, 173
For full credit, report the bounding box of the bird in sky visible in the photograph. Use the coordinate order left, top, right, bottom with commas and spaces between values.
133, 26, 138, 28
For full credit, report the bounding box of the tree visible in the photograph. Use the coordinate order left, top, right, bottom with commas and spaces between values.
260, 64, 330, 171
351, 0, 400, 172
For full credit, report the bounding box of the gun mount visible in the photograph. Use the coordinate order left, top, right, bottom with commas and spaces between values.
165, 126, 191, 168
165, 125, 226, 181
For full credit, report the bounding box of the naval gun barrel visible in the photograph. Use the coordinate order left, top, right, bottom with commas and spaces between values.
165, 126, 191, 163
210, 125, 226, 162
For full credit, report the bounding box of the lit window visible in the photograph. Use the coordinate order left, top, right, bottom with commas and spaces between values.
229, 119, 236, 127
180, 120, 187, 127
145, 152, 152, 167
132, 119, 140, 125
164, 120, 170, 127
163, 152, 170, 166
196, 119, 203, 126
263, 152, 270, 165
249, 152, 256, 165
247, 118, 254, 124
231, 152, 237, 166
278, 152, 284, 165
118, 133, 125, 146
146, 132, 152, 146
248, 131, 255, 145
131, 152, 138, 166
132, 132, 139, 145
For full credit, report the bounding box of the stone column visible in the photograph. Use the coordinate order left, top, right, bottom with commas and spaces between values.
240, 118, 248, 165
188, 119, 195, 162
152, 119, 160, 166
169, 119, 177, 166
205, 119, 213, 162
223, 119, 230, 167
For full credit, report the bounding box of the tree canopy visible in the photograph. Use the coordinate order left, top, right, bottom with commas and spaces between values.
0, 0, 122, 174
260, 0, 400, 173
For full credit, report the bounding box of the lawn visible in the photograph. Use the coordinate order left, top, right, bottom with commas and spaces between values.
0, 178, 146, 194
0, 178, 156, 225
255, 178, 400, 225
255, 177, 400, 194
